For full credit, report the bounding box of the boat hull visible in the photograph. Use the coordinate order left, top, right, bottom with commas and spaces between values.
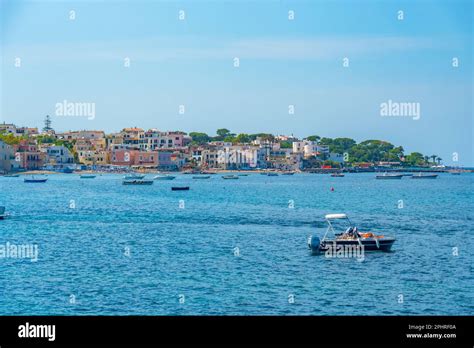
376, 175, 403, 179
172, 186, 190, 191
24, 179, 48, 183
411, 175, 438, 179
122, 180, 153, 185
309, 237, 395, 255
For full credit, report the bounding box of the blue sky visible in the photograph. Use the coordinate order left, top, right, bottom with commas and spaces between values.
1, 0, 472, 165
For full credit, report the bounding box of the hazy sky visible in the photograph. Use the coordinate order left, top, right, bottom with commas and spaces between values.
1, 0, 472, 165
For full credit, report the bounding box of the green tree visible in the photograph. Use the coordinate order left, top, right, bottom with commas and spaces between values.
280, 141, 292, 149
235, 133, 251, 144
189, 132, 210, 145
306, 135, 321, 142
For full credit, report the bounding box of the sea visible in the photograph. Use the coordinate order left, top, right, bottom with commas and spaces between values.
0, 173, 472, 315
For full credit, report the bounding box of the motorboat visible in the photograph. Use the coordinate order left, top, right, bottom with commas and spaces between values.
192, 175, 211, 179
0, 206, 7, 219
80, 174, 96, 179
222, 175, 239, 179
124, 173, 146, 180
171, 186, 190, 191
282, 172, 295, 175
411, 173, 438, 179
375, 172, 403, 179
308, 214, 396, 255
122, 179, 153, 185
24, 175, 48, 183
2, 174, 19, 177
267, 172, 279, 176
154, 174, 176, 180
331, 173, 345, 177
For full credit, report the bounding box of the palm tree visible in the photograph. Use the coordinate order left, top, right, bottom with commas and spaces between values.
436, 157, 442, 165
424, 156, 430, 165
430, 155, 437, 164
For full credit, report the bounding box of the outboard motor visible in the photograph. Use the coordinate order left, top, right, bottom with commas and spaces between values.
308, 235, 321, 254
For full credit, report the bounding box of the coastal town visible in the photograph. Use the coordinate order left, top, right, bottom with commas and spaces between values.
0, 117, 461, 175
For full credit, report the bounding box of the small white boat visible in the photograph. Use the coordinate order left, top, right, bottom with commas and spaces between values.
411, 173, 438, 179
154, 174, 176, 180
222, 175, 239, 180
0, 206, 7, 219
124, 173, 146, 180
376, 172, 403, 180
24, 175, 48, 183
80, 174, 96, 179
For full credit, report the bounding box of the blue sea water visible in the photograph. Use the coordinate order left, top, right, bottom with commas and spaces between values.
0, 173, 472, 315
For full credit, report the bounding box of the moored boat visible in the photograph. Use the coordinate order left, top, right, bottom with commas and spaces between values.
124, 173, 146, 180
308, 213, 396, 255
267, 172, 279, 176
331, 173, 345, 177
171, 186, 190, 191
282, 172, 295, 175
222, 175, 239, 179
192, 175, 211, 179
411, 173, 438, 179
0, 206, 7, 219
153, 174, 176, 180
2, 174, 20, 177
80, 174, 96, 179
122, 179, 153, 185
24, 175, 48, 183
376, 172, 403, 180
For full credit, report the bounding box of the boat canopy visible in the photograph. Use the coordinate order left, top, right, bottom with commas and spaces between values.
325, 213, 347, 220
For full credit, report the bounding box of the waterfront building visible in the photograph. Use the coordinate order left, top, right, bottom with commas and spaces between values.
0, 140, 14, 173
45, 145, 74, 165
14, 141, 44, 170
217, 145, 260, 169
329, 153, 345, 164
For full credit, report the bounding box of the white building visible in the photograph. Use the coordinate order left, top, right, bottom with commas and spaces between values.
217, 145, 260, 169
46, 146, 74, 164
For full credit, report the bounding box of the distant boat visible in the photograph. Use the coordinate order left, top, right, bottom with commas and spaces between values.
171, 186, 190, 191
330, 173, 345, 177
122, 179, 153, 185
376, 172, 403, 180
401, 173, 413, 177
282, 172, 295, 175
237, 173, 249, 176
154, 174, 176, 180
124, 173, 146, 180
192, 175, 210, 179
24, 176, 48, 183
0, 206, 7, 220
2, 174, 19, 177
222, 175, 239, 179
267, 172, 279, 176
411, 173, 438, 179
80, 174, 96, 179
